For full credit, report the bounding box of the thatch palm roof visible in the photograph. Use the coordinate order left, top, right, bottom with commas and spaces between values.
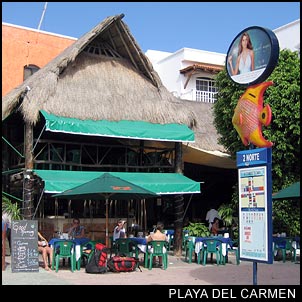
2, 14, 234, 168
2, 14, 195, 128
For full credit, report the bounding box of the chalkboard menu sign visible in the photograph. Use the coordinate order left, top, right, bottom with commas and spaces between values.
11, 220, 39, 272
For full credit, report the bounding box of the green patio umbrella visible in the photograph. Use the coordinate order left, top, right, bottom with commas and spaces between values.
272, 182, 300, 200
52, 172, 158, 246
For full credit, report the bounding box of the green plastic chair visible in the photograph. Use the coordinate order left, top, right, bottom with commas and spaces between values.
182, 230, 189, 250
185, 236, 196, 263
52, 241, 76, 272
145, 240, 168, 270
202, 238, 222, 266
292, 237, 300, 263
273, 237, 293, 262
222, 239, 240, 265
77, 240, 100, 270
115, 238, 138, 258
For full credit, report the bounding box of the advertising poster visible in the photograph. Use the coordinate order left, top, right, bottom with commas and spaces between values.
226, 26, 279, 85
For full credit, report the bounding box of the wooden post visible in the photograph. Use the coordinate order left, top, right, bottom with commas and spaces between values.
173, 142, 184, 257
23, 122, 34, 220
105, 199, 109, 247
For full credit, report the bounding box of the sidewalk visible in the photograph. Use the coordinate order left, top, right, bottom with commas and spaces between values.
2, 252, 300, 286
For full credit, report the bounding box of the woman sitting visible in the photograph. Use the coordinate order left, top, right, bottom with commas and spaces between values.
38, 232, 53, 271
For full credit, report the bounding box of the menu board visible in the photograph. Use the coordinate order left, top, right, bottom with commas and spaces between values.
11, 220, 39, 272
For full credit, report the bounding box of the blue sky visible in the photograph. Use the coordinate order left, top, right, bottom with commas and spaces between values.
2, 2, 300, 54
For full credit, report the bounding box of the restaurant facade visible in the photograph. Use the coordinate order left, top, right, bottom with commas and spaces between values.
2, 15, 237, 243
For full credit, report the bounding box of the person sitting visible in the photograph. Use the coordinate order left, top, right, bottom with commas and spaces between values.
205, 207, 221, 231
146, 221, 168, 267
210, 217, 221, 236
67, 218, 85, 239
38, 231, 53, 271
113, 219, 127, 242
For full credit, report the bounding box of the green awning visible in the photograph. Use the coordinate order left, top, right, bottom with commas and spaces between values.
40, 110, 194, 142
272, 182, 300, 200
33, 170, 201, 195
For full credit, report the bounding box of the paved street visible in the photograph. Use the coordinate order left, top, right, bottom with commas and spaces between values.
2, 252, 300, 286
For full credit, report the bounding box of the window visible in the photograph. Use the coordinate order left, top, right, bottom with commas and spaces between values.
196, 77, 218, 103
23, 64, 40, 81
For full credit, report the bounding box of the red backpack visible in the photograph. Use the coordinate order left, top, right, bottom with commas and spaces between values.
95, 243, 108, 267
85, 243, 109, 274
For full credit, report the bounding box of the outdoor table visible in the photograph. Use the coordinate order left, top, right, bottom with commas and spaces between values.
129, 237, 147, 253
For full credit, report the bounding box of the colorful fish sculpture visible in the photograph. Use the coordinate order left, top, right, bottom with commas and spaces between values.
232, 81, 273, 148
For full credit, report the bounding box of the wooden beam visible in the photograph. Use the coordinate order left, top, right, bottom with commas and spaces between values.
114, 23, 139, 70
183, 70, 196, 89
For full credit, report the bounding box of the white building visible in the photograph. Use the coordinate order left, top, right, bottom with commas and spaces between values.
273, 19, 300, 53
146, 48, 225, 102
146, 19, 300, 102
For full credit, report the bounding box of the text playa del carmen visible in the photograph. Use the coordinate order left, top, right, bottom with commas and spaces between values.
168, 288, 296, 299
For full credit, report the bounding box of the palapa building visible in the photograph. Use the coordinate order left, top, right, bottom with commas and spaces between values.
2, 14, 236, 244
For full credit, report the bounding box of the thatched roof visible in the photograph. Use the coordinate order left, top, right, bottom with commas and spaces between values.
2, 14, 196, 128
2, 14, 234, 168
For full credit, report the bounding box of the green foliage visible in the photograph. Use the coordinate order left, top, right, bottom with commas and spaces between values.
272, 199, 300, 236
2, 195, 21, 220
213, 49, 300, 237
218, 203, 234, 227
183, 222, 210, 237
214, 49, 300, 189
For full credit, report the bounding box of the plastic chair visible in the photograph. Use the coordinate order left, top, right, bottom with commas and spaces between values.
115, 238, 138, 258
202, 238, 222, 266
164, 230, 174, 251
292, 237, 300, 263
223, 239, 240, 265
273, 237, 293, 262
52, 241, 76, 272
185, 236, 196, 263
145, 240, 168, 270
77, 240, 99, 269
182, 230, 189, 250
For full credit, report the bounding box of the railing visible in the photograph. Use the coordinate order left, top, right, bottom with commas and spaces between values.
180, 89, 217, 103
195, 90, 217, 103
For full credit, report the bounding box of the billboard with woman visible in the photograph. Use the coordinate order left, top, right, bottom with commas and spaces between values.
226, 26, 279, 86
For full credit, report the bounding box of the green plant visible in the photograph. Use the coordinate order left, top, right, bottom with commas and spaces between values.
218, 203, 239, 240
183, 222, 210, 237
218, 203, 234, 227
2, 195, 21, 220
